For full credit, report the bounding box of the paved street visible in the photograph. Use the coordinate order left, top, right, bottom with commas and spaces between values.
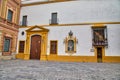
0, 60, 120, 80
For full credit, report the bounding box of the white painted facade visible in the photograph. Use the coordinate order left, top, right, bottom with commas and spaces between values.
20, 0, 120, 25
105, 24, 120, 56
18, 0, 120, 58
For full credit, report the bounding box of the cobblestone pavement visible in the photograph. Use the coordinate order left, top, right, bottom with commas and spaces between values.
0, 60, 120, 80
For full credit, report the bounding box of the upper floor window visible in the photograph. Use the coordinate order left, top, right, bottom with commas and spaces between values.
92, 26, 108, 47
22, 15, 27, 26
7, 9, 13, 22
50, 12, 58, 25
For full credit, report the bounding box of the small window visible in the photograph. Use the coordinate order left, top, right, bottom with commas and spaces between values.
50, 13, 58, 24
22, 15, 27, 26
50, 41, 57, 54
7, 9, 13, 22
4, 38, 11, 52
19, 41, 25, 53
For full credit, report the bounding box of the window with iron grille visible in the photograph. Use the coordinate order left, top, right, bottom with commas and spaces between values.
92, 27, 108, 46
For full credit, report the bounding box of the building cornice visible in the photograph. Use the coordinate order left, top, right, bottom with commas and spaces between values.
0, 17, 19, 31
20, 22, 120, 28
21, 0, 74, 7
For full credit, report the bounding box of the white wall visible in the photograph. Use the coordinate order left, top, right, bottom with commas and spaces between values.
16, 28, 28, 53
18, 24, 120, 56
18, 0, 120, 56
20, 0, 120, 26
105, 24, 120, 56
17, 26, 94, 56
46, 25, 94, 56
18, 28, 28, 40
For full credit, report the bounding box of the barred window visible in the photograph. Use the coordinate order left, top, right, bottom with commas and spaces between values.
92, 27, 108, 46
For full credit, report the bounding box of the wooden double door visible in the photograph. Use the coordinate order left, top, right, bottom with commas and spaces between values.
30, 35, 41, 60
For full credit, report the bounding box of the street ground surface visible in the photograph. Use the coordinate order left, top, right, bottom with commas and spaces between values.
0, 60, 120, 80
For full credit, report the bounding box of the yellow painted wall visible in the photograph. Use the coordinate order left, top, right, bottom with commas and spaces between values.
47, 55, 97, 62
103, 56, 120, 63
16, 53, 120, 63
16, 53, 24, 59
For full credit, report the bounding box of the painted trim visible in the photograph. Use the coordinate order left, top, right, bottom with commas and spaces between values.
26, 25, 49, 32
20, 22, 120, 28
6, 7, 14, 23
21, 0, 74, 7
103, 56, 120, 63
16, 53, 24, 59
16, 53, 120, 62
16, 6, 21, 25
64, 33, 77, 54
47, 55, 97, 62
0, 0, 3, 16
1, 0, 7, 18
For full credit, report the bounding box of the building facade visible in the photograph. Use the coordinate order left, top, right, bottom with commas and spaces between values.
16, 0, 120, 62
0, 0, 21, 59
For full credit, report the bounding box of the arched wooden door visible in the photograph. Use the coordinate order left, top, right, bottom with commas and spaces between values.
30, 35, 41, 60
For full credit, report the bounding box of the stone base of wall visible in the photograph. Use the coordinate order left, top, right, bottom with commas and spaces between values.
0, 54, 16, 60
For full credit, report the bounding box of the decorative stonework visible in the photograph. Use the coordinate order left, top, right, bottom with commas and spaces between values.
64, 30, 78, 54
0, 0, 20, 57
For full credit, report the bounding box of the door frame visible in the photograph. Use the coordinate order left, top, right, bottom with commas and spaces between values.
24, 26, 49, 60
30, 35, 41, 60
94, 46, 105, 62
